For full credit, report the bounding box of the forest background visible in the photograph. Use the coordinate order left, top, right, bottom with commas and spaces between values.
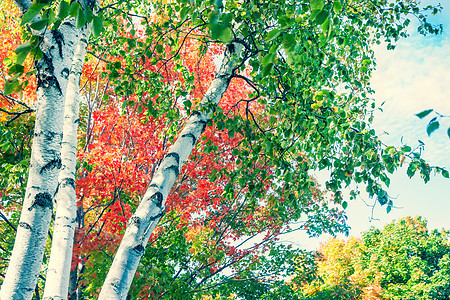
0, 0, 449, 299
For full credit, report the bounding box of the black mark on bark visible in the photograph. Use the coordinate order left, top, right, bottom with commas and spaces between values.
149, 211, 164, 222
191, 111, 208, 133
60, 177, 75, 189
165, 165, 179, 177
194, 119, 207, 133
19, 222, 32, 231
216, 73, 232, 85
129, 216, 140, 227
29, 192, 53, 210
34, 130, 62, 143
40, 157, 62, 174
148, 183, 159, 189
181, 133, 197, 145
150, 192, 163, 207
132, 244, 145, 254
36, 53, 63, 95
165, 152, 180, 165
51, 30, 65, 58
61, 67, 70, 79
110, 279, 120, 290
227, 43, 235, 54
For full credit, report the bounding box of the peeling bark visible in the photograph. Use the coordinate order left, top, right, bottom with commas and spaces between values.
43, 26, 91, 300
98, 42, 243, 299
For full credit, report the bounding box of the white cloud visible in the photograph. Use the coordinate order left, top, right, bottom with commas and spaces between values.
371, 33, 450, 166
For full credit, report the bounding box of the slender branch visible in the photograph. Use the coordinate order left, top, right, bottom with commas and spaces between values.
0, 92, 33, 110
0, 212, 17, 232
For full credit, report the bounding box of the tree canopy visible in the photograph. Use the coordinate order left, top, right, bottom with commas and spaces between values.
0, 0, 447, 299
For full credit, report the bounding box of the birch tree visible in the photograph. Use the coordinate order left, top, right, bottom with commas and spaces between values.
1, 0, 96, 298
0, 0, 446, 299
43, 25, 92, 299
1, 6, 80, 300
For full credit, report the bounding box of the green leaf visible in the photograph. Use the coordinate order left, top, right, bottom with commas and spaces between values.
47, 7, 56, 24
69, 1, 81, 18
209, 22, 222, 40
218, 27, 233, 43
269, 44, 279, 54
16, 52, 28, 65
447, 127, 450, 139
342, 201, 348, 209
315, 10, 328, 25
282, 34, 296, 51
377, 190, 388, 206
416, 109, 433, 119
21, 3, 45, 25
213, 0, 223, 10
7, 64, 24, 75
401, 145, 411, 153
4, 79, 20, 95
76, 7, 87, 28
180, 6, 190, 21
58, 0, 70, 19
321, 17, 329, 33
442, 169, 449, 178
92, 15, 103, 38
311, 0, 324, 11
262, 63, 273, 76
426, 121, 439, 136
261, 53, 275, 66
266, 29, 281, 41
1, 141, 11, 151
333, 1, 343, 13
386, 200, 393, 214
15, 41, 32, 54
36, 0, 52, 5
29, 19, 49, 30
84, 6, 93, 23
380, 173, 390, 187
155, 44, 164, 53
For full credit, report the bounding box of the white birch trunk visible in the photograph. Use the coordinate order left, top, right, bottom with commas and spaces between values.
98, 42, 243, 299
0, 3, 80, 300
42, 26, 91, 300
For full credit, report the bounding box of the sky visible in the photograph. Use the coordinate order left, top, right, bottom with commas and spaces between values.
291, 1, 450, 250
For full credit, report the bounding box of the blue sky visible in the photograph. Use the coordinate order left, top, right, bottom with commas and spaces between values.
291, 1, 450, 250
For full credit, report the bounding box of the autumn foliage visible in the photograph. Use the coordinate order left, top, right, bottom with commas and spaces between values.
4, 0, 435, 297
55, 23, 348, 296
297, 217, 450, 300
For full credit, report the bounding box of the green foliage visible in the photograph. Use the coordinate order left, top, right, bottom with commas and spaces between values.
2, 0, 448, 298
3, 0, 106, 95
298, 217, 450, 300
0, 115, 34, 208
361, 217, 450, 299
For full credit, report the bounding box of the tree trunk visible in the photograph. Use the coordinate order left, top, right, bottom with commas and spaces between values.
0, 13, 80, 300
42, 26, 91, 300
98, 42, 243, 299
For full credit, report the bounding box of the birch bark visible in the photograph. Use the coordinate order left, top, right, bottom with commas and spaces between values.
0, 2, 80, 299
98, 42, 243, 299
42, 26, 91, 300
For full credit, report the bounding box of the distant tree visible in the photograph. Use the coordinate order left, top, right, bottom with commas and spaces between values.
298, 217, 450, 300
0, 0, 446, 297
361, 217, 450, 300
